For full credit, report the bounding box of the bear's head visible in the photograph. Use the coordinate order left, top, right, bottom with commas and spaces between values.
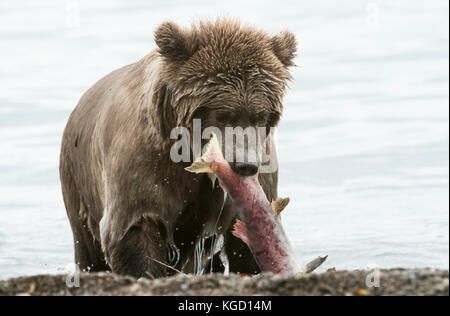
154, 19, 297, 176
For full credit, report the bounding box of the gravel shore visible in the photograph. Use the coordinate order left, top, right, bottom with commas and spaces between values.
0, 269, 448, 296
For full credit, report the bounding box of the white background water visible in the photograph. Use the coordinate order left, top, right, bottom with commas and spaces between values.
0, 0, 448, 279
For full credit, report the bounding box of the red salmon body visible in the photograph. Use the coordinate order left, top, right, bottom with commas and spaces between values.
186, 134, 326, 275
212, 160, 303, 274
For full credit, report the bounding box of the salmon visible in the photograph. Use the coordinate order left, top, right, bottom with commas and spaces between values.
186, 134, 327, 275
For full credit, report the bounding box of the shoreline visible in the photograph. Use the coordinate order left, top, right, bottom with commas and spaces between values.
0, 268, 448, 296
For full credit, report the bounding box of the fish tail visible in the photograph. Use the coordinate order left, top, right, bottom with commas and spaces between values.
305, 255, 328, 273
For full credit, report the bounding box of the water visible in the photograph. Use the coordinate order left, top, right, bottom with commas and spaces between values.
0, 0, 448, 279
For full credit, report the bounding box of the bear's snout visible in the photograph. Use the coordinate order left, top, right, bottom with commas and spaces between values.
230, 161, 260, 177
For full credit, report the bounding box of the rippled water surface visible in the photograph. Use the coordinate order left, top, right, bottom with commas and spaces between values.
0, 0, 448, 279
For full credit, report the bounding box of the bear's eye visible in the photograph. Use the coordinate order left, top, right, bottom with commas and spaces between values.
247, 112, 265, 127
192, 107, 209, 120
216, 112, 235, 126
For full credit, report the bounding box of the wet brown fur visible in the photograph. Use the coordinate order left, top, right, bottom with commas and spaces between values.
60, 18, 297, 277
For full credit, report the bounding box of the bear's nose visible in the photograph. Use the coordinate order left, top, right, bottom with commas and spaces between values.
230, 162, 260, 177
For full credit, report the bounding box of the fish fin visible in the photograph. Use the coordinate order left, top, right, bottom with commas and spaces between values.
185, 133, 221, 174
271, 197, 290, 215
305, 255, 328, 273
185, 159, 214, 173
232, 219, 250, 246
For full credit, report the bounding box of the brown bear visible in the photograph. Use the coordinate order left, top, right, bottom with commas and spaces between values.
60, 19, 297, 278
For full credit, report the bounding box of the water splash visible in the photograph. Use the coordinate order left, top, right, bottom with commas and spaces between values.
219, 248, 230, 276
193, 233, 227, 276
193, 190, 229, 276
168, 243, 180, 268
194, 236, 206, 275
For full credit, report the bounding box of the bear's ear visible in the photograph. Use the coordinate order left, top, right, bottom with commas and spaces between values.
270, 30, 297, 67
154, 22, 198, 62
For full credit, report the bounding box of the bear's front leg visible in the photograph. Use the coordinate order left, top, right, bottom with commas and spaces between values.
101, 212, 169, 278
